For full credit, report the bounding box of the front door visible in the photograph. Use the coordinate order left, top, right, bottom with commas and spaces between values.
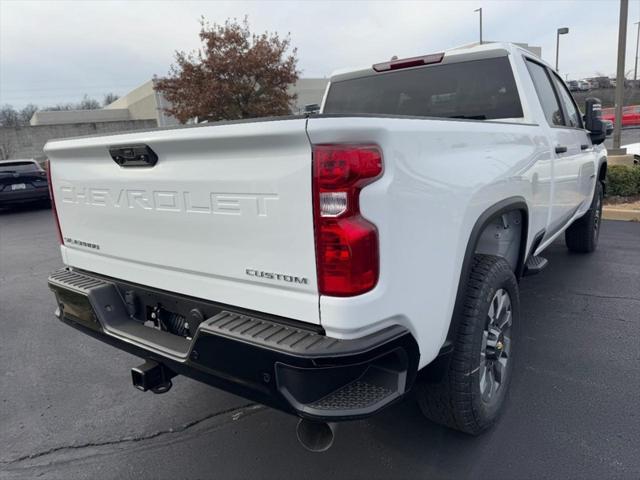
548, 72, 597, 211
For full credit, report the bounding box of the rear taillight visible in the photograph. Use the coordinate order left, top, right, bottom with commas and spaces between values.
46, 160, 64, 245
312, 145, 383, 296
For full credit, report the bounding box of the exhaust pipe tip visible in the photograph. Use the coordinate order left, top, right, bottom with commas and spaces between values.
296, 419, 336, 453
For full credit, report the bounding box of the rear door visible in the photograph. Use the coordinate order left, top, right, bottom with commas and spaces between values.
45, 118, 320, 323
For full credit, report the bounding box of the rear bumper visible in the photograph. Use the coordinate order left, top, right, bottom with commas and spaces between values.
48, 268, 419, 421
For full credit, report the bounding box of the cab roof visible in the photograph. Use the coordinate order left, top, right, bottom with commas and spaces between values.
329, 42, 547, 84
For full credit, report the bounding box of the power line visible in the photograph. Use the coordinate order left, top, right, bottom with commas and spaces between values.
0, 83, 141, 93
0, 91, 129, 101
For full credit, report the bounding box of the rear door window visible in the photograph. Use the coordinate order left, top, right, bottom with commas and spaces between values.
324, 56, 523, 120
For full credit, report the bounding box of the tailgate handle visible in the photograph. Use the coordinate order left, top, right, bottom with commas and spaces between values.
109, 144, 158, 167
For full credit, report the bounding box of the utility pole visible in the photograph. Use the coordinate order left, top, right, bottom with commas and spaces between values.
634, 21, 639, 81
613, 0, 629, 152
555, 27, 569, 71
474, 8, 483, 44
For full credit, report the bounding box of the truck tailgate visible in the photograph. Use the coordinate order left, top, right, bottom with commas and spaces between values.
45, 118, 320, 323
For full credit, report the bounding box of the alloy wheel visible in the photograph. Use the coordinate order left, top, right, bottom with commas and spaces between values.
479, 288, 512, 404
594, 188, 602, 238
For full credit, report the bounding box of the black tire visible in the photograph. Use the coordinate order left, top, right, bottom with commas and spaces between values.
565, 181, 603, 253
416, 254, 519, 435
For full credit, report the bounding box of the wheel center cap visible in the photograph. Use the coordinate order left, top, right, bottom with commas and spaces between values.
496, 332, 506, 353
486, 329, 505, 360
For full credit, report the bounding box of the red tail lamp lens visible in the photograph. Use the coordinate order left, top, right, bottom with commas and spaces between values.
312, 145, 382, 296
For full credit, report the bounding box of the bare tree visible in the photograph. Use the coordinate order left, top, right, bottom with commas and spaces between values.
19, 104, 38, 125
103, 92, 120, 106
44, 95, 100, 111
0, 105, 20, 127
44, 103, 75, 111
77, 94, 101, 110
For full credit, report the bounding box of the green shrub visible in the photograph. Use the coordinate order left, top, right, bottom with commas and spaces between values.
606, 164, 640, 197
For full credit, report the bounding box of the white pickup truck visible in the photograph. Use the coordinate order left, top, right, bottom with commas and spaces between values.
45, 43, 607, 451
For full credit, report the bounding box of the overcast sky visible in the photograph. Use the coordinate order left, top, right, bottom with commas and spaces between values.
1, 0, 639, 109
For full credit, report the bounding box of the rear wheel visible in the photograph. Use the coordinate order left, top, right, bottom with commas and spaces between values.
565, 181, 603, 253
416, 254, 519, 435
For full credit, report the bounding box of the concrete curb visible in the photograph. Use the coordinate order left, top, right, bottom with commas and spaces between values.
603, 207, 640, 221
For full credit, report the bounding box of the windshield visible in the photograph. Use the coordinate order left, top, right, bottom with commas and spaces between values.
324, 56, 523, 120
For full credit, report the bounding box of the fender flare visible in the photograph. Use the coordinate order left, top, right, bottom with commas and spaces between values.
420, 196, 529, 379
597, 157, 608, 194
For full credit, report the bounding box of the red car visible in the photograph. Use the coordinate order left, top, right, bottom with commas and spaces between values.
601, 105, 640, 126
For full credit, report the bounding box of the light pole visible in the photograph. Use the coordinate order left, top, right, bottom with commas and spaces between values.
613, 0, 629, 152
634, 21, 639, 81
474, 8, 483, 44
555, 27, 569, 71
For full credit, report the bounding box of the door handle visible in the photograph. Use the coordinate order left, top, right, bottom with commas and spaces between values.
580, 144, 589, 150
555, 145, 568, 154
109, 144, 158, 167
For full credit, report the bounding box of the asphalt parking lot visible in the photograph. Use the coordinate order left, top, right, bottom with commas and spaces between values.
605, 126, 640, 149
1, 205, 639, 480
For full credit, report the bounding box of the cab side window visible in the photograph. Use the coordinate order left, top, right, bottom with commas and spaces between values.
551, 74, 583, 129
525, 60, 564, 126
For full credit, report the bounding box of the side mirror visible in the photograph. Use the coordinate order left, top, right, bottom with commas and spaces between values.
584, 97, 606, 145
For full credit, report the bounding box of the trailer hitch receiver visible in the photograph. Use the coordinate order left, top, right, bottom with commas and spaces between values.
131, 360, 176, 394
